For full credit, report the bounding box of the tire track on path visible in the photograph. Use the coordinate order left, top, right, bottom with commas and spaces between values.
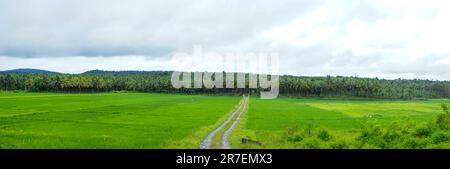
199, 95, 248, 149
221, 96, 248, 149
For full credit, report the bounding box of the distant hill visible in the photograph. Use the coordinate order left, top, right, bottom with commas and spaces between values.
0, 68, 60, 74
82, 69, 172, 76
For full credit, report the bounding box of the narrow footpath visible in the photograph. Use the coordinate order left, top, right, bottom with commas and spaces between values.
199, 95, 248, 149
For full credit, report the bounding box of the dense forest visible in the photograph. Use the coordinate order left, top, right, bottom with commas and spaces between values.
1, 69, 450, 99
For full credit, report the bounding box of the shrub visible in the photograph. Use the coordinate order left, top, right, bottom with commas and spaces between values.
413, 127, 433, 137
435, 113, 449, 130
330, 140, 349, 149
403, 138, 427, 149
302, 138, 321, 149
375, 129, 402, 149
441, 103, 449, 114
398, 118, 416, 135
382, 128, 403, 147
287, 134, 303, 142
357, 125, 382, 142
431, 131, 449, 144
317, 129, 332, 141
286, 125, 304, 142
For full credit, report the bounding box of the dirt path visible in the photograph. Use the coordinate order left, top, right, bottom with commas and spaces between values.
221, 96, 248, 149
199, 110, 238, 149
199, 95, 248, 149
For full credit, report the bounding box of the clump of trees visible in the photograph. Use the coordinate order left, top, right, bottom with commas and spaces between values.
1, 70, 450, 99
283, 104, 450, 149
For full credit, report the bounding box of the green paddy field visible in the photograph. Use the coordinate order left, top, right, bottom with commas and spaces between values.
232, 98, 450, 148
0, 92, 240, 148
0, 92, 449, 149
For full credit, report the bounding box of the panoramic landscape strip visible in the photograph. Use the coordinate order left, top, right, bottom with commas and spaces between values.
0, 69, 449, 149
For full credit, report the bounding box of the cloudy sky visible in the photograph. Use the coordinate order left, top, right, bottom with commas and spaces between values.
1, 0, 450, 80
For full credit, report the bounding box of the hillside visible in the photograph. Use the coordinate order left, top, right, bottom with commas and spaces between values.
0, 68, 60, 75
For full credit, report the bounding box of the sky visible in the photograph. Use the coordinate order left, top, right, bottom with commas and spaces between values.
1, 0, 450, 80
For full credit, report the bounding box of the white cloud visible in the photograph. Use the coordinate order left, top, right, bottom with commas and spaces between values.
0, 55, 176, 73
1, 0, 450, 80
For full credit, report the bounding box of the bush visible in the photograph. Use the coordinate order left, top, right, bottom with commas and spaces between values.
403, 138, 427, 149
330, 140, 349, 149
317, 129, 332, 141
441, 103, 449, 114
435, 113, 449, 130
375, 129, 403, 149
357, 125, 382, 142
431, 131, 449, 144
414, 127, 433, 137
286, 125, 304, 142
398, 119, 416, 135
287, 134, 303, 142
302, 138, 321, 149
382, 128, 403, 147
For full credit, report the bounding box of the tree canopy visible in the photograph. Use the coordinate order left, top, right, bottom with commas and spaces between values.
1, 70, 449, 99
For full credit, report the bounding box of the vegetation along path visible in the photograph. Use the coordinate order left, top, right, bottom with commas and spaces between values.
200, 95, 249, 149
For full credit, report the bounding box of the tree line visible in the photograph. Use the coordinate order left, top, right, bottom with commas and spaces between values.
1, 70, 450, 99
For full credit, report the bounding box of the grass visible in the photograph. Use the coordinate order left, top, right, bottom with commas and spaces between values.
231, 97, 450, 149
0, 92, 240, 148
1, 92, 449, 149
